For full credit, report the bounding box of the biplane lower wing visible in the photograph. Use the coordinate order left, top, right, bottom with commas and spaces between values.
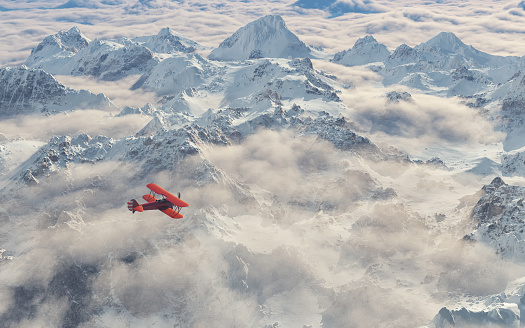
161, 208, 184, 219
146, 183, 189, 208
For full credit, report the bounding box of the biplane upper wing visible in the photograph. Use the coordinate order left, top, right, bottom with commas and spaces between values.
146, 183, 189, 208
161, 208, 184, 219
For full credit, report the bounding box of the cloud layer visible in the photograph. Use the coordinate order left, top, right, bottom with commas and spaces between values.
0, 110, 146, 140
3, 0, 525, 69
1, 1, 525, 327
1, 129, 521, 326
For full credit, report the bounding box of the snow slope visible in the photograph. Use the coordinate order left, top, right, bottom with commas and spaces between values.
209, 15, 311, 61
333, 31, 523, 100
24, 26, 90, 72
332, 35, 391, 66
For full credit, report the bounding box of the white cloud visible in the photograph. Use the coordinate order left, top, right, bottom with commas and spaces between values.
3, 0, 525, 71
1, 1, 525, 326
0, 126, 520, 326
0, 110, 147, 140
54, 75, 160, 109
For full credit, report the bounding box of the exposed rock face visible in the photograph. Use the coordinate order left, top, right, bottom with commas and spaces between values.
0, 262, 100, 328
25, 27, 158, 80
68, 39, 157, 81
502, 151, 525, 176
14, 105, 391, 186
385, 91, 412, 103
15, 134, 113, 185
0, 66, 67, 114
0, 66, 115, 115
464, 177, 525, 260
431, 306, 520, 328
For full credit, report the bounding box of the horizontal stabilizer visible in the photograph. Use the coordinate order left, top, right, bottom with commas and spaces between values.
142, 194, 157, 202
127, 199, 142, 213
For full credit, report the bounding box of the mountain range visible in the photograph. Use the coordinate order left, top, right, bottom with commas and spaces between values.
2, 14, 525, 327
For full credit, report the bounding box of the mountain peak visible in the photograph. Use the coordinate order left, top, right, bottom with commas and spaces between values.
354, 35, 379, 47
482, 176, 506, 193
49, 26, 90, 50
254, 14, 285, 26
25, 26, 90, 67
209, 15, 310, 61
67, 26, 82, 35
131, 27, 202, 54
156, 27, 185, 39
417, 32, 467, 53
332, 35, 389, 66
254, 15, 285, 25
157, 27, 174, 38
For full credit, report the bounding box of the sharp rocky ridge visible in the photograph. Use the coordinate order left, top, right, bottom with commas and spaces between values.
0, 65, 116, 115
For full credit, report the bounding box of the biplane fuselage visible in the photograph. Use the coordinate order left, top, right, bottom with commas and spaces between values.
127, 183, 189, 219
140, 198, 174, 211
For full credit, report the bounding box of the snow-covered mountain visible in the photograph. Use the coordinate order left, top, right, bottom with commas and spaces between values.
332, 35, 390, 66
431, 305, 520, 327
7, 16, 525, 328
26, 31, 158, 80
130, 53, 218, 96
25, 26, 206, 81
464, 177, 525, 260
131, 27, 205, 54
24, 26, 90, 72
126, 55, 343, 117
0, 65, 116, 115
387, 31, 520, 76
334, 31, 523, 100
221, 57, 341, 109
331, 31, 525, 153
65, 39, 157, 80
12, 104, 398, 188
209, 15, 311, 61
414, 32, 504, 67
379, 33, 516, 96
426, 177, 525, 327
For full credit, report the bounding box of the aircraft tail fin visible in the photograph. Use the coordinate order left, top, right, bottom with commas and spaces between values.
127, 199, 143, 213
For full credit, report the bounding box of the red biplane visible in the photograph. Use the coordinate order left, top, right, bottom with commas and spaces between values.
127, 183, 189, 219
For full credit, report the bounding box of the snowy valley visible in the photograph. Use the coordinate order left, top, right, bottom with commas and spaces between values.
2, 11, 525, 328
